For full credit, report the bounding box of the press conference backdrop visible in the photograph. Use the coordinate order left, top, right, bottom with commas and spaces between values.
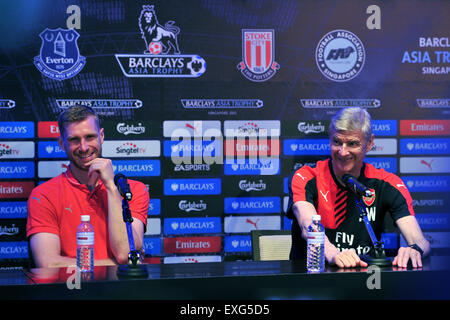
0, 0, 449, 268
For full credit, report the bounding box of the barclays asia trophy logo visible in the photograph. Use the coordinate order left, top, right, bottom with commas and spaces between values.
34, 28, 86, 80
315, 29, 365, 82
238, 29, 280, 82
115, 5, 206, 78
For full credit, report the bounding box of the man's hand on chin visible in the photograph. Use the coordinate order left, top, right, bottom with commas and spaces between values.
86, 158, 115, 189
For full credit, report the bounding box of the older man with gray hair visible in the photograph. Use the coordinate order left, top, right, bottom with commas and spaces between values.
287, 107, 430, 268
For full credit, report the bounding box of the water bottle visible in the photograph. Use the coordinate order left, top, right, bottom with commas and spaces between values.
307, 214, 325, 272
77, 215, 94, 272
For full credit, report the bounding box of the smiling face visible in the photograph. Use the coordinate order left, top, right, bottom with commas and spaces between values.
330, 129, 374, 180
58, 115, 104, 172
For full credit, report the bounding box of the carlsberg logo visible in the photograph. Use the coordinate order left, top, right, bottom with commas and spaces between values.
238, 179, 266, 192
0, 224, 19, 236
178, 200, 207, 212
116, 123, 146, 135
297, 122, 326, 134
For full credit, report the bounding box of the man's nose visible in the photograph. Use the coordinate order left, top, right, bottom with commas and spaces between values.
79, 139, 89, 152
339, 144, 350, 156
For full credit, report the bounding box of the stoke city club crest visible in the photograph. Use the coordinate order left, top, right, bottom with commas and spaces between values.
237, 29, 280, 82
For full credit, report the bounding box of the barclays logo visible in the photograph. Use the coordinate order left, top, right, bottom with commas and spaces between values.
0, 122, 34, 139
365, 157, 397, 173
112, 160, 160, 177
164, 140, 221, 157
417, 99, 450, 109
164, 178, 221, 195
0, 241, 28, 259
224, 197, 281, 214
284, 139, 330, 155
224, 159, 280, 175
402, 175, 450, 192
372, 120, 397, 136
181, 99, 263, 109
300, 99, 380, 109
224, 235, 252, 252
57, 99, 142, 109
0, 202, 27, 219
164, 217, 221, 234
148, 199, 161, 216
0, 162, 34, 179
400, 138, 450, 154
380, 233, 398, 250
143, 237, 161, 255
38, 141, 67, 158
416, 214, 450, 230
115, 5, 206, 78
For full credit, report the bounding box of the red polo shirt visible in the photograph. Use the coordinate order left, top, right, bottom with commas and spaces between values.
27, 169, 149, 260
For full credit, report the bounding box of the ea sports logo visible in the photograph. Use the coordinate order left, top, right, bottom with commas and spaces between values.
149, 41, 162, 54
315, 30, 365, 82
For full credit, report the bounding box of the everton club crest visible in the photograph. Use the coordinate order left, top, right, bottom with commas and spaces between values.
237, 29, 280, 82
363, 188, 376, 207
34, 28, 86, 81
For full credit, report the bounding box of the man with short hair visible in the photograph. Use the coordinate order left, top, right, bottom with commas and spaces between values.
27, 105, 149, 268
287, 107, 430, 268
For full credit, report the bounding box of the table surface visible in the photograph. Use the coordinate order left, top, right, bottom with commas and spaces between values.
1, 256, 450, 300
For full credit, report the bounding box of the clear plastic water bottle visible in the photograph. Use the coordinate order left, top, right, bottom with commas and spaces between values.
77, 215, 94, 273
307, 214, 325, 272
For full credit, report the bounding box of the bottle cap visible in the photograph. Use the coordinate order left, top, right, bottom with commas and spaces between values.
81, 215, 90, 222
312, 214, 321, 221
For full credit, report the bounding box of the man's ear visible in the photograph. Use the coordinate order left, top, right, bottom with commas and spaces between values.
365, 134, 375, 153
99, 128, 104, 144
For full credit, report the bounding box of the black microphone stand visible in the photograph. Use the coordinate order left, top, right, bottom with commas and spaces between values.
355, 196, 392, 267
116, 194, 149, 278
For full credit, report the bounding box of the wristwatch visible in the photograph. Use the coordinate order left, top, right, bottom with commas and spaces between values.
409, 243, 424, 256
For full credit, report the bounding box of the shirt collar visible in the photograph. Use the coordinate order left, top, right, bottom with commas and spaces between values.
328, 158, 367, 189
64, 165, 104, 196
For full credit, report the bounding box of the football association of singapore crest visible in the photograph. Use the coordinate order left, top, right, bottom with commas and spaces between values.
34, 28, 86, 80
